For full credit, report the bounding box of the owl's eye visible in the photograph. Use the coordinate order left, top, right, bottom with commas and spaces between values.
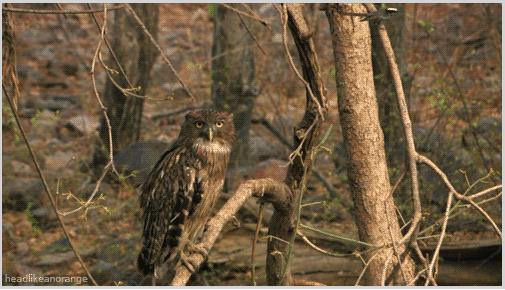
216, 121, 224, 128
194, 121, 204, 128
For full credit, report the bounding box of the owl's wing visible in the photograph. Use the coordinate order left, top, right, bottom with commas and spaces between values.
137, 146, 201, 274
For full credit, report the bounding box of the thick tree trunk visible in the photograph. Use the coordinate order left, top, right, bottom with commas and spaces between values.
211, 4, 259, 168
92, 4, 159, 170
326, 4, 415, 285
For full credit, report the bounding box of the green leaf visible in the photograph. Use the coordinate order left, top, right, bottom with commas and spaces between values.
208, 4, 217, 19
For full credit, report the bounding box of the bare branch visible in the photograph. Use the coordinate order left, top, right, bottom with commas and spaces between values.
124, 4, 196, 103
300, 223, 376, 248
3, 5, 124, 14
277, 4, 326, 122
237, 11, 267, 56
363, 3, 422, 246
355, 251, 381, 286
2, 85, 98, 285
170, 178, 292, 286
380, 249, 394, 286
292, 279, 326, 286
468, 185, 502, 200
251, 117, 340, 198
417, 154, 502, 238
425, 192, 453, 285
221, 3, 272, 29
297, 230, 362, 257
90, 4, 119, 179
250, 203, 264, 286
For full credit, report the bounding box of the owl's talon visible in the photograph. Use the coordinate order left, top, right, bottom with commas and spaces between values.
151, 267, 158, 286
186, 242, 208, 257
180, 253, 198, 273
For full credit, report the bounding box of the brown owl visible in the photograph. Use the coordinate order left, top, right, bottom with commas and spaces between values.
137, 109, 235, 278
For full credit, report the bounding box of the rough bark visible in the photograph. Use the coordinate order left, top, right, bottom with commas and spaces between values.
326, 4, 415, 285
92, 4, 159, 170
211, 4, 259, 168
265, 4, 328, 286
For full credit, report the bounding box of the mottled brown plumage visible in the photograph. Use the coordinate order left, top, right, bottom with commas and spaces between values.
137, 109, 235, 276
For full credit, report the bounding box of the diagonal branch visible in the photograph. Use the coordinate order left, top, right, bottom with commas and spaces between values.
3, 85, 98, 285
125, 4, 196, 103
363, 3, 421, 246
417, 154, 502, 238
170, 178, 292, 286
221, 3, 272, 29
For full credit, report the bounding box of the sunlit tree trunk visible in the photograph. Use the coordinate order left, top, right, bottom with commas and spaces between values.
326, 4, 415, 285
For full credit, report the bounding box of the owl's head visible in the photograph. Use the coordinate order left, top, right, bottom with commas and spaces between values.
179, 109, 236, 154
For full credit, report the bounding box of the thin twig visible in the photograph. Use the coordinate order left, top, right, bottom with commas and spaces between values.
54, 7, 91, 71
426, 192, 453, 285
56, 162, 112, 216
3, 5, 124, 14
251, 117, 339, 198
409, 268, 427, 286
418, 171, 499, 237
292, 279, 326, 286
277, 4, 325, 122
473, 191, 502, 206
297, 230, 366, 257
300, 223, 375, 248
380, 249, 394, 286
88, 4, 171, 102
384, 194, 408, 284
251, 202, 264, 286
86, 3, 135, 90
280, 158, 309, 282
468, 185, 502, 200
50, 3, 118, 217
125, 4, 196, 103
89, 4, 119, 177
417, 154, 502, 238
3, 5, 21, 112
221, 3, 271, 29
431, 32, 491, 169
3, 85, 97, 285
355, 251, 381, 286
364, 3, 422, 247
237, 12, 267, 56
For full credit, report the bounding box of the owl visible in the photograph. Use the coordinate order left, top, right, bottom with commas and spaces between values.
137, 109, 235, 278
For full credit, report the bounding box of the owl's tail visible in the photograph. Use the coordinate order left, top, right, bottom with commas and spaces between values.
137, 247, 155, 275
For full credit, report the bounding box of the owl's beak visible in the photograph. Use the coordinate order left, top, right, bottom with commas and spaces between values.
207, 127, 213, 142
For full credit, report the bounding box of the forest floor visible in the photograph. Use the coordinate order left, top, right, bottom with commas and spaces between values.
2, 3, 502, 286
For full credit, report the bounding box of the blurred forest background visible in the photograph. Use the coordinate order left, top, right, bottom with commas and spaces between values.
2, 3, 502, 286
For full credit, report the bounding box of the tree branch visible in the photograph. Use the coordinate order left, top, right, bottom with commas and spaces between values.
124, 4, 196, 103
170, 178, 292, 285
220, 3, 272, 29
2, 85, 98, 285
363, 3, 422, 246
417, 154, 502, 239
3, 5, 124, 14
